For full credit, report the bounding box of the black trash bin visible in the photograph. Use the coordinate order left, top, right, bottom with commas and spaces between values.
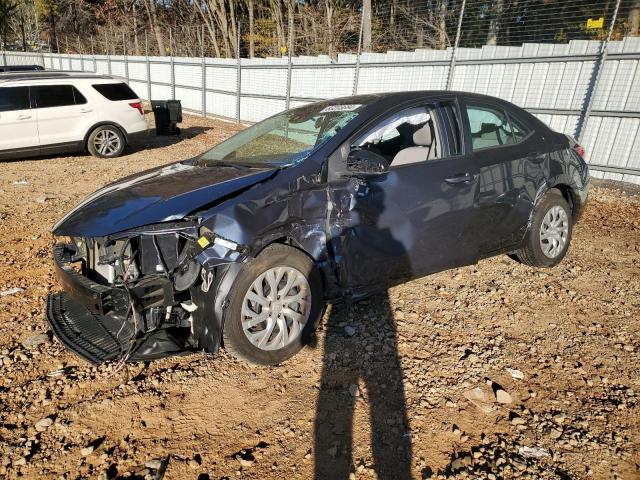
151, 99, 182, 136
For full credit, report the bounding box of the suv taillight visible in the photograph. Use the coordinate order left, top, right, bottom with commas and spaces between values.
129, 102, 144, 115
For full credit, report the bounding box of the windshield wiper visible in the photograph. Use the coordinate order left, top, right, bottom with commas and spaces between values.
200, 160, 250, 169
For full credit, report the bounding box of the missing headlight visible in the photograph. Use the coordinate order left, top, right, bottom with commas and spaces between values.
137, 233, 201, 291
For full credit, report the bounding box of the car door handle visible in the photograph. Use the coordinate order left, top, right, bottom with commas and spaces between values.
444, 173, 476, 185
18, 114, 32, 120
80, 108, 93, 113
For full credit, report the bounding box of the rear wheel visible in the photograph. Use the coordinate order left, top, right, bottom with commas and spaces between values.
514, 189, 572, 267
87, 125, 125, 158
222, 244, 324, 365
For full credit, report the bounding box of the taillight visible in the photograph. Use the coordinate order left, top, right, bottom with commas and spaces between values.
129, 102, 144, 115
566, 135, 585, 159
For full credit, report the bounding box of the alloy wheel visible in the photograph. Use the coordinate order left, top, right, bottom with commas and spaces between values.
539, 205, 569, 258
93, 129, 121, 156
241, 266, 311, 351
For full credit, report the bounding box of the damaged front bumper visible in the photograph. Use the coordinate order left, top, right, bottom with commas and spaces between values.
46, 226, 251, 365
46, 243, 191, 364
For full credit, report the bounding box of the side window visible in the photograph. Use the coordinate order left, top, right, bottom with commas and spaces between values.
353, 106, 436, 166
0, 87, 30, 112
465, 104, 529, 150
505, 113, 530, 144
92, 83, 138, 101
32, 85, 87, 108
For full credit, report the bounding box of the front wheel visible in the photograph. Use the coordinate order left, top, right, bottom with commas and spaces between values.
514, 188, 573, 267
87, 125, 125, 158
222, 244, 324, 365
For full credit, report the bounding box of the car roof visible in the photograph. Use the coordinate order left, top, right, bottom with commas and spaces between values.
322, 90, 516, 106
0, 71, 122, 84
316, 90, 546, 130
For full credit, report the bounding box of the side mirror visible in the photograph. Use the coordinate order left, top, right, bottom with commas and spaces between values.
346, 149, 389, 176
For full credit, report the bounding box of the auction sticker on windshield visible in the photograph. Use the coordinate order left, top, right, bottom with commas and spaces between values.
320, 104, 362, 113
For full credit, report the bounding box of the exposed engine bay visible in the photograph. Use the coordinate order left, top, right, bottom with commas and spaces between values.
49, 221, 249, 364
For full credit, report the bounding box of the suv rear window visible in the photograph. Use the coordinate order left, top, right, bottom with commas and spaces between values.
92, 83, 138, 101
0, 86, 30, 112
32, 85, 87, 108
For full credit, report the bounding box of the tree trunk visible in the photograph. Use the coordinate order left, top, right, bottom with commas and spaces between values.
286, 0, 295, 56
143, 0, 165, 55
487, 0, 504, 46
362, 0, 372, 52
630, 0, 640, 35
438, 0, 448, 48
133, 1, 140, 55
228, 0, 238, 57
50, 12, 57, 53
326, 1, 335, 59
20, 15, 26, 51
248, 0, 254, 57
270, 0, 286, 54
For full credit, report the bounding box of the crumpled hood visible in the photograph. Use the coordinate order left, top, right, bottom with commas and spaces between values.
52, 161, 278, 237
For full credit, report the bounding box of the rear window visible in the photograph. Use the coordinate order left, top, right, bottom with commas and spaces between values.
0, 86, 30, 112
465, 104, 531, 150
92, 83, 138, 101
32, 85, 87, 108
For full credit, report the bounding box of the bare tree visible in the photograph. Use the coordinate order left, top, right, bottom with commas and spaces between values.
630, 0, 640, 36
487, 0, 504, 45
142, 0, 165, 55
247, 0, 254, 57
362, 0, 372, 51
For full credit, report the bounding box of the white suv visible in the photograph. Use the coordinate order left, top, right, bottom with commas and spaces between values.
0, 72, 148, 159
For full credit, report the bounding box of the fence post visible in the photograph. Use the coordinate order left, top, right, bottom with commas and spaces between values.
123, 33, 130, 82
65, 35, 70, 69
78, 35, 84, 71
1, 51, 6, 67
446, 0, 466, 90
57, 37, 62, 70
145, 31, 152, 103
201, 25, 207, 117
236, 23, 241, 123
169, 28, 176, 99
575, 0, 621, 142
352, 9, 365, 95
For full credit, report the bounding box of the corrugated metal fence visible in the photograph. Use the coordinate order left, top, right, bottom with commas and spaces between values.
2, 38, 640, 184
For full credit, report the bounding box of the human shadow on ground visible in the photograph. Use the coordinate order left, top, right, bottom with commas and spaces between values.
314, 295, 412, 479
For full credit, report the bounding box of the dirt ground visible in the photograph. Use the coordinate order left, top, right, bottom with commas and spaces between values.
0, 113, 638, 480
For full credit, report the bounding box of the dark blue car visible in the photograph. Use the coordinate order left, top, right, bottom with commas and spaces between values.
48, 91, 589, 365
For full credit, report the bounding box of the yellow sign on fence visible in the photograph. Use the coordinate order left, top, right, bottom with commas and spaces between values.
587, 17, 604, 29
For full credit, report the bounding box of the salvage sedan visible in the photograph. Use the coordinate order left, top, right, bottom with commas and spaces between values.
47, 91, 589, 365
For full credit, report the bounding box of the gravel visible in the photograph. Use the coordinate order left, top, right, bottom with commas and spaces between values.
0, 113, 638, 478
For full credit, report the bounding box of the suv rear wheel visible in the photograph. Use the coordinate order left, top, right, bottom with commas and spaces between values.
87, 125, 125, 158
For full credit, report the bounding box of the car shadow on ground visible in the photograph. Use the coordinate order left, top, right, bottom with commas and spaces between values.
314, 294, 413, 479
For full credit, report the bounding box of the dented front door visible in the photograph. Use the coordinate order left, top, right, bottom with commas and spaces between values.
329, 156, 479, 296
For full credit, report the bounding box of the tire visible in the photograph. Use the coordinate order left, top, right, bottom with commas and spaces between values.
222, 243, 324, 365
87, 125, 126, 158
514, 188, 573, 267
